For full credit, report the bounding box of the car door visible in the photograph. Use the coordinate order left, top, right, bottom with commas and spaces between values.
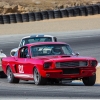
17, 46, 33, 78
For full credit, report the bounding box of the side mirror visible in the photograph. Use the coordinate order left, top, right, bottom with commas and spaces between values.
26, 54, 31, 58
75, 52, 79, 56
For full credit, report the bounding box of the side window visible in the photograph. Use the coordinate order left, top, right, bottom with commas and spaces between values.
20, 47, 29, 58
53, 37, 57, 42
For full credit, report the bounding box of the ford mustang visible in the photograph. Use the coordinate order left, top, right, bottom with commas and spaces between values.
2, 42, 97, 86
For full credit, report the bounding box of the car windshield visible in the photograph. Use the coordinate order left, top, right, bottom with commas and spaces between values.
31, 44, 73, 57
20, 37, 52, 47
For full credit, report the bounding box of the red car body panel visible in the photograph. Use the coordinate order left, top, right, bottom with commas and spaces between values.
2, 42, 98, 81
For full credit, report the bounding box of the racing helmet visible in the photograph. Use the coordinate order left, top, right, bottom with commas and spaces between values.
52, 47, 62, 55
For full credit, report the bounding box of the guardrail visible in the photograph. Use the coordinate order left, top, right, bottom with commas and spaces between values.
0, 4, 100, 24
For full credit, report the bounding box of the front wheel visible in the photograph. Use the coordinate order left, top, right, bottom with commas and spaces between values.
33, 68, 47, 85
82, 74, 96, 86
7, 67, 19, 83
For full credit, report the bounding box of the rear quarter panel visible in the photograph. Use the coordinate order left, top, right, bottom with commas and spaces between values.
2, 57, 15, 74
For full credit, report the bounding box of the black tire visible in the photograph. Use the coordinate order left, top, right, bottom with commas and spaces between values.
0, 71, 7, 78
82, 74, 96, 86
74, 7, 81, 16
22, 13, 29, 22
41, 11, 49, 20
33, 68, 47, 85
0, 15, 4, 24
28, 12, 35, 21
54, 10, 62, 18
15, 13, 23, 23
47, 10, 55, 19
92, 5, 100, 15
79, 6, 88, 16
34, 12, 43, 21
3, 15, 10, 24
86, 6, 94, 15
7, 67, 19, 83
9, 14, 17, 23
66, 8, 75, 17
60, 9, 68, 18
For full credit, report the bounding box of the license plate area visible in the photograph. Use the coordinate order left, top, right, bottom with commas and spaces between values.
63, 68, 80, 74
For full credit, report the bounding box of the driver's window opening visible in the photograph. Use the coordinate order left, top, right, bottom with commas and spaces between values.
20, 47, 28, 58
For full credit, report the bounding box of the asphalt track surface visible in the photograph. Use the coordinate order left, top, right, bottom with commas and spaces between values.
0, 29, 100, 99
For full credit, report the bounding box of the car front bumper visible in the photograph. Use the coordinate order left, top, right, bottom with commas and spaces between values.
41, 68, 96, 79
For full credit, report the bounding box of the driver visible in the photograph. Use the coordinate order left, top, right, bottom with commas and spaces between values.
52, 47, 62, 55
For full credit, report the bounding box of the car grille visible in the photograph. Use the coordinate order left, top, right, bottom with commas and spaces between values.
56, 61, 88, 68
63, 68, 79, 74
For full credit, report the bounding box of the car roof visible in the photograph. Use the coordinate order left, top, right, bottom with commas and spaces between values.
25, 42, 68, 47
22, 34, 54, 39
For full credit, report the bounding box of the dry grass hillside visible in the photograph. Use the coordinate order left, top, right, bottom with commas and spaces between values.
0, 0, 100, 14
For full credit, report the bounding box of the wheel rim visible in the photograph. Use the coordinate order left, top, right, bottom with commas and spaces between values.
34, 68, 40, 84
7, 68, 12, 82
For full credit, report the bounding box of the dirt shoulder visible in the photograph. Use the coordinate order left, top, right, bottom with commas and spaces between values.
0, 0, 100, 14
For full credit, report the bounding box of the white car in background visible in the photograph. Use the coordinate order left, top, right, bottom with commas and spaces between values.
10, 34, 57, 56
0, 50, 7, 78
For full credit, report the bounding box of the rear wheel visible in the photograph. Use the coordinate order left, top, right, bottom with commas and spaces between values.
7, 67, 19, 83
82, 74, 96, 86
33, 68, 47, 85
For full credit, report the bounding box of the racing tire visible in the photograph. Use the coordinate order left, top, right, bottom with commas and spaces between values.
54, 10, 62, 18
7, 67, 19, 83
47, 10, 55, 19
74, 7, 81, 16
41, 11, 49, 20
66, 8, 75, 17
92, 5, 100, 15
9, 14, 17, 23
34, 12, 43, 21
0, 15, 4, 24
0, 71, 7, 78
60, 9, 68, 18
22, 13, 29, 22
3, 15, 10, 24
33, 68, 47, 85
82, 74, 96, 86
15, 13, 23, 23
28, 12, 35, 21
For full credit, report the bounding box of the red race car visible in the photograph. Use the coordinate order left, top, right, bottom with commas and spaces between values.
2, 42, 97, 86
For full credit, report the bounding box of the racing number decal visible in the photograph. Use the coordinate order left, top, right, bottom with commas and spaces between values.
18, 65, 24, 73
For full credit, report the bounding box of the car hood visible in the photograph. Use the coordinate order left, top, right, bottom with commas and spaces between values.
33, 55, 96, 62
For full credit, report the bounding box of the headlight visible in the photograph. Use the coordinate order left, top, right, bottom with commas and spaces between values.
79, 61, 88, 67
91, 60, 97, 67
44, 62, 52, 68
